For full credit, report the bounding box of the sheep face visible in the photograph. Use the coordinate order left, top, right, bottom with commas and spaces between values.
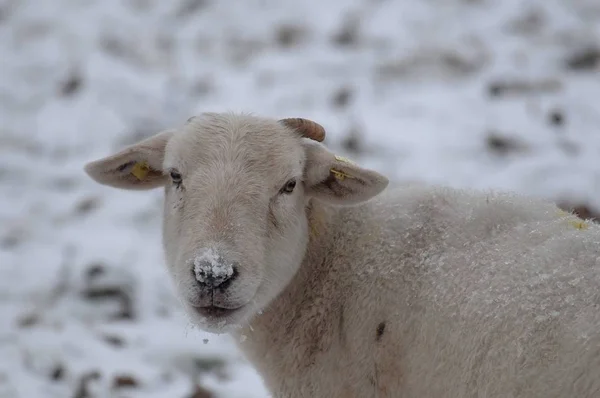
160, 114, 312, 333
84, 112, 389, 333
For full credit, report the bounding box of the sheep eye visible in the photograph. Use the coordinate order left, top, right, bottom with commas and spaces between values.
280, 178, 297, 194
170, 170, 182, 185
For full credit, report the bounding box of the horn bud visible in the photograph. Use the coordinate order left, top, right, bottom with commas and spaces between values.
279, 118, 326, 142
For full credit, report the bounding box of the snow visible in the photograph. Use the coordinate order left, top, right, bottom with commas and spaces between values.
193, 248, 234, 286
1, 0, 599, 396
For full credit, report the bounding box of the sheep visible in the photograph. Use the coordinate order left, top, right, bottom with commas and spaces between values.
84, 111, 600, 398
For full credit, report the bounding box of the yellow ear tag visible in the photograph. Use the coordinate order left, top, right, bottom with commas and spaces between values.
331, 155, 357, 181
330, 168, 353, 181
131, 161, 150, 181
334, 155, 356, 165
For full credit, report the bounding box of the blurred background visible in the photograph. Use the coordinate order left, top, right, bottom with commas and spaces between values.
1, 0, 599, 396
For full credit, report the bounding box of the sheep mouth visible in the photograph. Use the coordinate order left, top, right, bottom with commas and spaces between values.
193, 305, 241, 319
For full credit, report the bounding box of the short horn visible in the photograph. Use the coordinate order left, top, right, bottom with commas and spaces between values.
279, 118, 326, 142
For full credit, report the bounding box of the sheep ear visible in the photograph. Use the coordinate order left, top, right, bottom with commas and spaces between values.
302, 140, 389, 205
84, 130, 175, 190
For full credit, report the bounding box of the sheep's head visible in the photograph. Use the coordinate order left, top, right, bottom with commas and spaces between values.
84, 112, 388, 333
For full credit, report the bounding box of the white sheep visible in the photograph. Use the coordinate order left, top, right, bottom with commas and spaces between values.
84, 112, 600, 398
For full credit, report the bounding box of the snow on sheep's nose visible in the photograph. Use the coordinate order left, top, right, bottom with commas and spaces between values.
192, 248, 238, 289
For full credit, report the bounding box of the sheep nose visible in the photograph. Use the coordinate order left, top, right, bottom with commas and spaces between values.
192, 252, 238, 289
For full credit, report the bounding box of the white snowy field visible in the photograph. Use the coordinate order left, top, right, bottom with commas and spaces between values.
1, 0, 599, 396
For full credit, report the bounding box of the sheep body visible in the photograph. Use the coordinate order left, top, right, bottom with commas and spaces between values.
84, 113, 600, 398
236, 183, 600, 397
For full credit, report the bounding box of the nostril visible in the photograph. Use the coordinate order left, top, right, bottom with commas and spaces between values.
217, 265, 238, 290
193, 257, 238, 289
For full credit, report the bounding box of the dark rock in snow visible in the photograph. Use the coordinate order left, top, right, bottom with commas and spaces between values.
565, 47, 600, 71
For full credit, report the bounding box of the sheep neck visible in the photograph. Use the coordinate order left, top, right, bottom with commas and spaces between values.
231, 198, 338, 376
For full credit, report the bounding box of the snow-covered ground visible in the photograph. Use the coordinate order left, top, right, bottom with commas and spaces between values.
1, 0, 599, 396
